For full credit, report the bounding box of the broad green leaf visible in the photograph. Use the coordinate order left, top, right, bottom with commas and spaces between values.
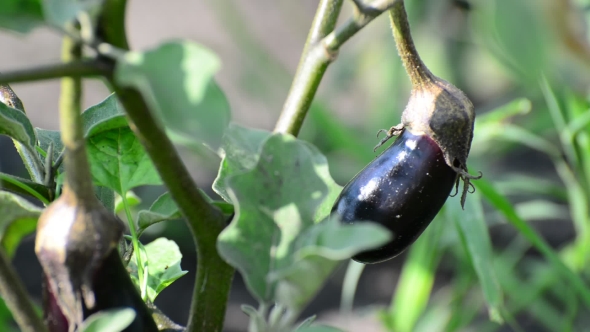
447, 192, 504, 323
82, 93, 127, 138
217, 134, 337, 303
385, 213, 446, 332
94, 186, 114, 212
128, 237, 187, 302
42, 0, 103, 27
0, 191, 42, 257
217, 134, 389, 310
0, 101, 36, 148
0, 0, 43, 33
270, 216, 390, 311
35, 128, 63, 163
86, 127, 162, 194
78, 308, 136, 332
137, 192, 180, 234
213, 124, 271, 202
115, 41, 231, 151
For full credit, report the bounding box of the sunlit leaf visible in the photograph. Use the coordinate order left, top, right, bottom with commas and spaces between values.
115, 41, 230, 152
128, 238, 187, 302
86, 127, 162, 194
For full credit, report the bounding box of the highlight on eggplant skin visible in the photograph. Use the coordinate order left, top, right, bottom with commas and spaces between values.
331, 129, 456, 264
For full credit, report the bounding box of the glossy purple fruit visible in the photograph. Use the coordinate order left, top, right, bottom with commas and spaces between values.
331, 129, 457, 263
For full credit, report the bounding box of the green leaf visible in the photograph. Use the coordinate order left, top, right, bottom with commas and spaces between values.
82, 93, 127, 138
137, 192, 181, 234
42, 0, 103, 27
217, 134, 390, 311
447, 192, 504, 323
35, 128, 63, 163
128, 237, 187, 302
78, 308, 136, 332
115, 41, 230, 151
0, 101, 36, 148
0, 191, 42, 257
86, 127, 162, 194
94, 186, 114, 212
213, 124, 272, 202
0, 0, 44, 33
270, 216, 390, 311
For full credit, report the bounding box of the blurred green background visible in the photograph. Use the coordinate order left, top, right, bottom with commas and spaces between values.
3, 0, 590, 331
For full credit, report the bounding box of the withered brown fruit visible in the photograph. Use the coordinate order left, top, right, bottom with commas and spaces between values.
36, 187, 157, 332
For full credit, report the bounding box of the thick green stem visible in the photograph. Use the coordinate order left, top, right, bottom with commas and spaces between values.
0, 248, 48, 332
388, 1, 434, 87
110, 86, 233, 331
274, 0, 399, 136
60, 34, 95, 202
97, 2, 234, 330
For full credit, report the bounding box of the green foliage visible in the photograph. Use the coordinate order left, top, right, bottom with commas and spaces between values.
0, 0, 43, 32
115, 41, 231, 152
78, 308, 136, 332
128, 237, 187, 303
217, 133, 391, 319
447, 192, 503, 323
86, 127, 162, 194
0, 101, 36, 148
3, 1, 590, 332
137, 192, 180, 235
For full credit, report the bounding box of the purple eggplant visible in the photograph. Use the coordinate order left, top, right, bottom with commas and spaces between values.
332, 130, 456, 263
332, 1, 482, 263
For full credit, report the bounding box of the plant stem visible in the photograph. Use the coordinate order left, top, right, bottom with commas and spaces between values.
388, 1, 433, 87
0, 248, 48, 332
97, 2, 234, 330
109, 86, 233, 331
0, 62, 106, 84
121, 193, 145, 300
60, 34, 95, 202
274, 0, 399, 136
274, 0, 343, 136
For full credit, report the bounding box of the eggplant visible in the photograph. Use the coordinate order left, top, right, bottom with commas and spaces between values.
332, 130, 456, 263
36, 188, 158, 332
331, 1, 481, 263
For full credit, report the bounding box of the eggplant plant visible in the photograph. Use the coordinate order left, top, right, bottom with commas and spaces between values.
0, 1, 589, 332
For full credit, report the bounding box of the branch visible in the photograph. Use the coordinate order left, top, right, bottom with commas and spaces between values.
0, 248, 48, 332
97, 2, 234, 330
274, 0, 399, 136
107, 84, 234, 332
273, 0, 344, 136
0, 61, 106, 85
59, 33, 95, 202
